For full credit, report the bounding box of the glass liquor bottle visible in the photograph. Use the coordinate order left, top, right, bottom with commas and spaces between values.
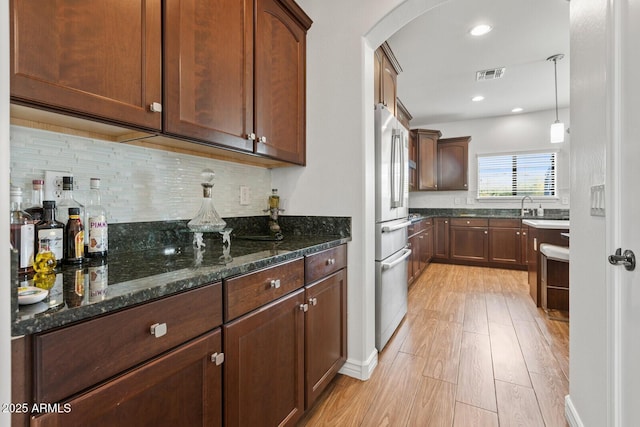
65, 207, 84, 264
10, 186, 35, 274
57, 176, 84, 229
36, 200, 65, 263
25, 179, 44, 222
85, 178, 108, 258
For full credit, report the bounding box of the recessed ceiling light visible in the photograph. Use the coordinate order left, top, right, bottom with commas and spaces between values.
472, 95, 485, 102
469, 24, 492, 37
512, 107, 524, 113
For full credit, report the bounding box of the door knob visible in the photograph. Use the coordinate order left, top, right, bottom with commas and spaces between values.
608, 248, 636, 271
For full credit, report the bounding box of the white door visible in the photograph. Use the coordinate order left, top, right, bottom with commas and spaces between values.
609, 0, 640, 424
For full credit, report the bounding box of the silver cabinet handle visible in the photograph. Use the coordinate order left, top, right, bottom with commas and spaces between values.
309, 298, 318, 306
325, 258, 336, 266
270, 279, 281, 289
149, 102, 162, 113
484, 230, 488, 234
150, 323, 167, 338
211, 352, 225, 366
299, 303, 309, 312
444, 220, 448, 224
259, 136, 268, 143
247, 133, 256, 141
516, 231, 520, 235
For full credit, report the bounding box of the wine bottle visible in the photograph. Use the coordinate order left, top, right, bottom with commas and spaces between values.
36, 200, 65, 263
25, 179, 44, 222
10, 186, 35, 274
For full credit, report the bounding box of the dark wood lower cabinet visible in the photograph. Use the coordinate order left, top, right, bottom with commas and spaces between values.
489, 227, 521, 265
433, 218, 450, 260
32, 330, 223, 427
305, 269, 347, 408
450, 226, 489, 262
224, 289, 305, 427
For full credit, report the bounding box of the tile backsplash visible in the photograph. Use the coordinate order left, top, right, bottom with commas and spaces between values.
10, 126, 272, 223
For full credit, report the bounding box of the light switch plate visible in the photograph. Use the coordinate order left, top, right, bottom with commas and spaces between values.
239, 185, 250, 205
590, 184, 605, 216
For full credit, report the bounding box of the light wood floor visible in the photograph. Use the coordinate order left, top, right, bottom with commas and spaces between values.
298, 263, 570, 427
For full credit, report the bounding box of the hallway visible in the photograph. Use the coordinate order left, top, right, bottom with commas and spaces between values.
299, 263, 569, 426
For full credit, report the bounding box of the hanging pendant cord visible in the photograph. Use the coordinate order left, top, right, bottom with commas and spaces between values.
553, 58, 559, 122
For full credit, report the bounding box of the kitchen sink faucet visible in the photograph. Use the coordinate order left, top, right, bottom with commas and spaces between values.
521, 195, 534, 216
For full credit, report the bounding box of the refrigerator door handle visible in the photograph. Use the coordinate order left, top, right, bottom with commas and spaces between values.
390, 131, 402, 208
381, 248, 412, 270
381, 220, 412, 233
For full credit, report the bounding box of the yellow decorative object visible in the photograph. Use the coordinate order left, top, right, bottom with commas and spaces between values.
33, 251, 56, 274
33, 272, 57, 290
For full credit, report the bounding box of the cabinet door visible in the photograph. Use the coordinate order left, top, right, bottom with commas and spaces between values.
407, 233, 420, 283
434, 218, 450, 259
10, 0, 162, 131
489, 227, 521, 265
450, 226, 489, 262
32, 330, 222, 427
438, 138, 470, 190
254, 0, 307, 164
164, 0, 254, 152
409, 131, 417, 191
527, 227, 539, 304
423, 225, 434, 265
417, 130, 441, 191
381, 54, 398, 116
224, 289, 305, 427
305, 269, 347, 409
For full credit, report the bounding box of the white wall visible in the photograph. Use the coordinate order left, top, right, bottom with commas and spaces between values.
272, 0, 448, 378
410, 108, 571, 210
1, 0, 11, 424
10, 126, 272, 223
567, 0, 609, 425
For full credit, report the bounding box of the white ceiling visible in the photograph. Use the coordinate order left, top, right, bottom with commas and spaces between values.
387, 0, 570, 126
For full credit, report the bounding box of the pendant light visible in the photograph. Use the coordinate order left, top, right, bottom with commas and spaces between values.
547, 54, 565, 143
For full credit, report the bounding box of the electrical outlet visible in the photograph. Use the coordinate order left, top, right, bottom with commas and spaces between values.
44, 170, 71, 204
239, 185, 250, 205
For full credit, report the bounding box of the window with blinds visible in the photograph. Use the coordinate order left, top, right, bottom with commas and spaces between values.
477, 152, 557, 198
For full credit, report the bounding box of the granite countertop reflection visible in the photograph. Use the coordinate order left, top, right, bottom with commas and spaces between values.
13, 233, 350, 336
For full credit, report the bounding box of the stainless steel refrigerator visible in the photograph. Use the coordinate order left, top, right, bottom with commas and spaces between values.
374, 103, 411, 351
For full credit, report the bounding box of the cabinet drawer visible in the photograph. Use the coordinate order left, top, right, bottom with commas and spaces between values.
304, 244, 347, 284
225, 258, 304, 321
34, 283, 222, 404
450, 218, 488, 227
489, 218, 521, 228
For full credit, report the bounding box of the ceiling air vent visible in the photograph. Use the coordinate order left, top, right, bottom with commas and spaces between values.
475, 67, 506, 81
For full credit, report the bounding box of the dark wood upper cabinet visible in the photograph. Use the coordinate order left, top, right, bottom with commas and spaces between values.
414, 129, 442, 191
164, 0, 254, 152
11, 0, 311, 166
254, 0, 310, 164
396, 98, 412, 129
10, 0, 163, 131
374, 42, 401, 117
438, 136, 471, 191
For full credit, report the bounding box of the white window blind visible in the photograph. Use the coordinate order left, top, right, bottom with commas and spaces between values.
477, 152, 557, 198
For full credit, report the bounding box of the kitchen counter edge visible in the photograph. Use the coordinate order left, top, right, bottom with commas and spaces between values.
12, 236, 351, 337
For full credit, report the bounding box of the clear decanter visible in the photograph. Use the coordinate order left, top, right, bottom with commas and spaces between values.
187, 169, 227, 233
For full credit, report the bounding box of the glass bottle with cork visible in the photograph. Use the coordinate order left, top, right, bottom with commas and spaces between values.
85, 178, 108, 258
36, 200, 65, 263
10, 186, 35, 275
25, 178, 44, 222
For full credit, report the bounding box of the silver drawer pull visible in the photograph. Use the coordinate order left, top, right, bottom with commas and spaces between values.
309, 297, 318, 306
211, 352, 225, 366
150, 323, 167, 338
149, 102, 162, 113
270, 279, 281, 289
325, 258, 336, 266
299, 303, 309, 312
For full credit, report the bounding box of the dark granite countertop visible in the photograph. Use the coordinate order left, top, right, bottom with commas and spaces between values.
12, 216, 351, 336
409, 208, 570, 221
